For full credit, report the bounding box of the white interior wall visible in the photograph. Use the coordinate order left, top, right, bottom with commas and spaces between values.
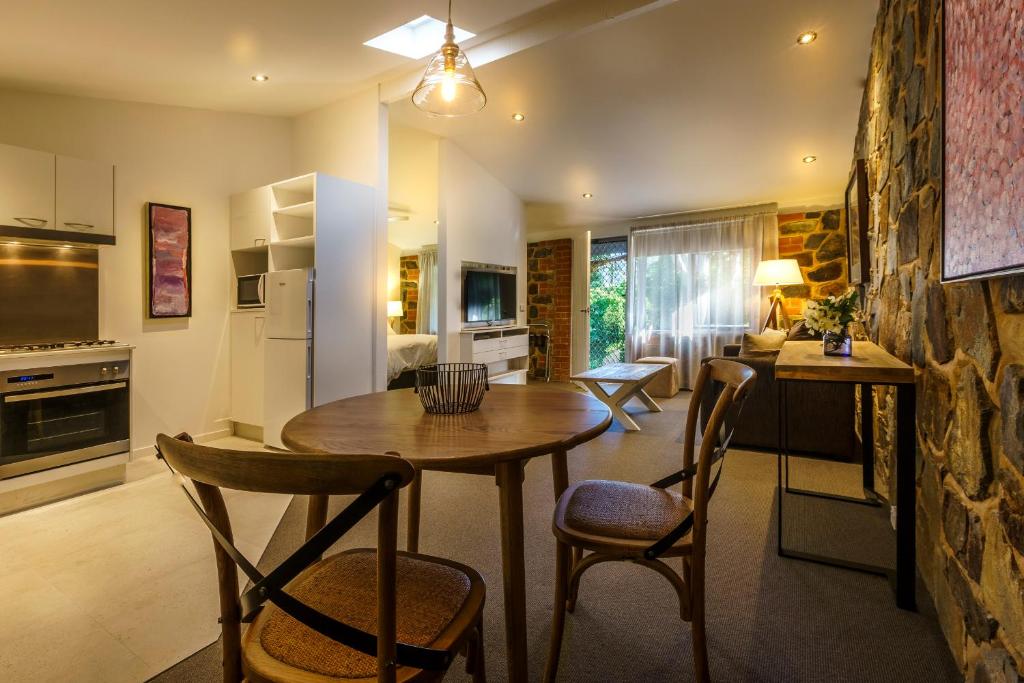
438, 140, 526, 362
291, 87, 389, 390
0, 88, 292, 455
386, 242, 402, 302
0, 84, 527, 449
387, 125, 439, 251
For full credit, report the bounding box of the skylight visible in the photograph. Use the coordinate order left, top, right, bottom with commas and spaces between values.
364, 15, 475, 59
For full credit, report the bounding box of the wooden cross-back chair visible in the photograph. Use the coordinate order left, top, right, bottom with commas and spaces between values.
542, 359, 757, 683
155, 433, 486, 683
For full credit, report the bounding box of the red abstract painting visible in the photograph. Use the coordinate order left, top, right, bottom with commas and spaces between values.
943, 0, 1024, 280
149, 203, 191, 317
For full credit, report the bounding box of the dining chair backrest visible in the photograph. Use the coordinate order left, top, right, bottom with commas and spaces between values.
680, 359, 757, 547
155, 433, 417, 683
155, 433, 416, 496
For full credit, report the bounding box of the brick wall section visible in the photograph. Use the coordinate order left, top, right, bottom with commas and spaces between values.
527, 239, 572, 381
777, 209, 849, 318
856, 0, 1024, 677
399, 255, 418, 334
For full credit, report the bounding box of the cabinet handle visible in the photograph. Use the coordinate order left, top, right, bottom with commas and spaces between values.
64, 222, 95, 229
13, 217, 47, 227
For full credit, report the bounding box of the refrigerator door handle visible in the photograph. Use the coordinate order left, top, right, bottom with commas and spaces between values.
305, 341, 313, 409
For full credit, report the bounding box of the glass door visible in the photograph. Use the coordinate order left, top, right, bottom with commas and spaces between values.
588, 237, 628, 368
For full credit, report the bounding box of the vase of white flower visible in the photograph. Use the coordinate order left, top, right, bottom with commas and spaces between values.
802, 289, 860, 357
821, 329, 853, 356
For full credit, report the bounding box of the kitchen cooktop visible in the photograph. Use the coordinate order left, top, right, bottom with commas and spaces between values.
0, 340, 122, 355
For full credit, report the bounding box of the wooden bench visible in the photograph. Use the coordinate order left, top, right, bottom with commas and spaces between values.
571, 362, 669, 431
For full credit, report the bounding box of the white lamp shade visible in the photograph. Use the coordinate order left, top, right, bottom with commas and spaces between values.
753, 259, 804, 286
387, 300, 404, 317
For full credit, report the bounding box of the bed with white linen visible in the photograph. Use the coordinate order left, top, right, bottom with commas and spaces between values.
387, 331, 437, 386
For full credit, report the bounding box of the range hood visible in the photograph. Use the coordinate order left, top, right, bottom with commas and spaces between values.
0, 224, 114, 247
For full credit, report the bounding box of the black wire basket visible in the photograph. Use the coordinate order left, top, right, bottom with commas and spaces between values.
414, 363, 489, 414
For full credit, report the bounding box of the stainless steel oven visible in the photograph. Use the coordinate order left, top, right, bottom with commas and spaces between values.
0, 360, 130, 479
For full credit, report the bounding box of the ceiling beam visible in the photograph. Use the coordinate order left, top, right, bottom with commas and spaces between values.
377, 0, 677, 104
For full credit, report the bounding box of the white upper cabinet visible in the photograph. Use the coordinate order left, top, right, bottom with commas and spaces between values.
56, 155, 115, 236
0, 143, 55, 230
230, 186, 272, 251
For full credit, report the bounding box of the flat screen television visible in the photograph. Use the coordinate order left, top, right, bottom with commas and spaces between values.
462, 266, 517, 326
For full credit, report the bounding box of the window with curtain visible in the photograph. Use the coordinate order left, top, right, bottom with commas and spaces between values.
416, 247, 439, 334
627, 206, 778, 388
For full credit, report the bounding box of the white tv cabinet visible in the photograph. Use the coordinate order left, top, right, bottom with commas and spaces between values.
459, 326, 530, 385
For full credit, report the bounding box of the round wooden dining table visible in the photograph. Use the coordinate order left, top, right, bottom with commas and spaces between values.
281, 383, 611, 682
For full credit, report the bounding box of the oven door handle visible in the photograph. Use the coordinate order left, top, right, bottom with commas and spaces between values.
3, 381, 127, 403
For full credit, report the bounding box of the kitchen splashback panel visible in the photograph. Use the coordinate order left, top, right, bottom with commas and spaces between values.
0, 243, 99, 344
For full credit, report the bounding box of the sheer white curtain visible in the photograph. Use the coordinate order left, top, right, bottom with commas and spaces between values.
627, 205, 778, 388
417, 247, 439, 334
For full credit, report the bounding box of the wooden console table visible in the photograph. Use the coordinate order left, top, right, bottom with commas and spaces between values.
774, 340, 916, 610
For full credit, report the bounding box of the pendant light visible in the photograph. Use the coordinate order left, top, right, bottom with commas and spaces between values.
412, 0, 486, 116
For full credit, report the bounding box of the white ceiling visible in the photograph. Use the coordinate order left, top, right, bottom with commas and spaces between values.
0, 0, 555, 116
390, 0, 880, 230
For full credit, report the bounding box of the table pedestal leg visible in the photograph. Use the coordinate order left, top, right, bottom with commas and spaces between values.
551, 449, 569, 500
496, 460, 529, 682
407, 469, 422, 553
550, 449, 574, 587
305, 494, 329, 542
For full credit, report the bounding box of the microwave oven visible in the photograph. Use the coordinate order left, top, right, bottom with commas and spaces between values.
237, 274, 266, 308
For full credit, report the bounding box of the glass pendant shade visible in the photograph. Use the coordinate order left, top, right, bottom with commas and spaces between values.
412, 22, 486, 116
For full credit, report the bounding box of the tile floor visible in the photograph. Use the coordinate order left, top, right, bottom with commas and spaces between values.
0, 436, 291, 682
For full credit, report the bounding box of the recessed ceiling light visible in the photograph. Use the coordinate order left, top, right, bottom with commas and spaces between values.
512, 112, 525, 122
582, 193, 593, 199
796, 31, 817, 45
251, 74, 269, 82
802, 155, 817, 164
364, 15, 474, 59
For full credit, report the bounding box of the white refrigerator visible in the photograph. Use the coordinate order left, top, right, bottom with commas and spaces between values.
263, 268, 314, 449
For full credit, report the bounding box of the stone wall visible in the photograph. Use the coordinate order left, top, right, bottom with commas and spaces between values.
527, 239, 572, 382
777, 209, 849, 318
856, 0, 1024, 677
399, 255, 418, 334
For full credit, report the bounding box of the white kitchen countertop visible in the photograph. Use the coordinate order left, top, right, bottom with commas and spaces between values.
0, 343, 134, 372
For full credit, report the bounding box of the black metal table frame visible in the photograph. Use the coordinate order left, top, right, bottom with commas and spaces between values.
776, 378, 917, 611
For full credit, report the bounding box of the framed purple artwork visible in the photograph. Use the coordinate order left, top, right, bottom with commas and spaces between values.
942, 0, 1024, 281
148, 202, 192, 318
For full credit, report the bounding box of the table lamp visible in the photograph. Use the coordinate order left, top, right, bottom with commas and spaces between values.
387, 300, 403, 332
753, 259, 803, 332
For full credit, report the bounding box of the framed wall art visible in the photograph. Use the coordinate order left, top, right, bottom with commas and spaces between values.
942, 0, 1024, 281
148, 202, 192, 318
845, 159, 870, 285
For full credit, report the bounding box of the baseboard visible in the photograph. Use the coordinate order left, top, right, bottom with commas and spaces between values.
232, 422, 263, 442
130, 427, 234, 462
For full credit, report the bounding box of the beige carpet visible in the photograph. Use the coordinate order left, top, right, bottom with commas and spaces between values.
153, 389, 958, 682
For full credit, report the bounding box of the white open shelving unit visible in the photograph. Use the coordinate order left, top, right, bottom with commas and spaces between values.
228, 172, 376, 445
